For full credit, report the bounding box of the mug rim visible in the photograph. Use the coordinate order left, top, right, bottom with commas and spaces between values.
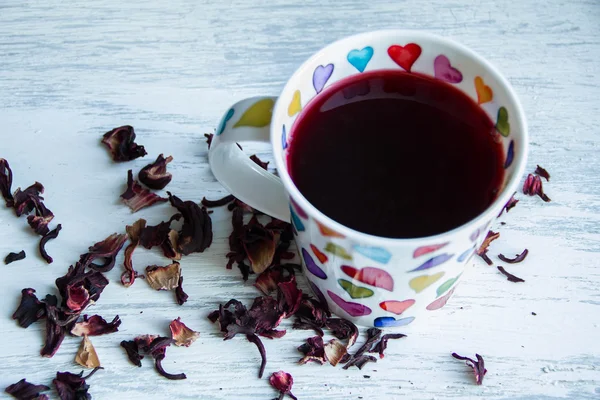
271, 29, 529, 245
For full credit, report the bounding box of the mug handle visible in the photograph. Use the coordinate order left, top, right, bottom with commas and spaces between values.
208, 96, 291, 222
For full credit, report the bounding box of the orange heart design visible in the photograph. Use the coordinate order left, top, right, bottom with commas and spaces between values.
316, 220, 345, 238
474, 76, 493, 104
380, 299, 415, 315
310, 244, 328, 264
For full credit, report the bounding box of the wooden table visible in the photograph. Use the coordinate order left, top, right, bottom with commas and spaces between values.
1, 1, 599, 399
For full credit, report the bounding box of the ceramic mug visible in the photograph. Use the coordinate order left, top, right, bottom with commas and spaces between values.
208, 30, 528, 327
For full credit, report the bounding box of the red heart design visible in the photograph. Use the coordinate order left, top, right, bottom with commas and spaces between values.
380, 299, 415, 315
387, 44, 422, 72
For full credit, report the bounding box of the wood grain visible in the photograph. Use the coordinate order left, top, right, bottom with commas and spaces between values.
1, 0, 599, 399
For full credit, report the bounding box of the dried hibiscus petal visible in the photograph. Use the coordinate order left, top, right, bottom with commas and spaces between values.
26, 200, 54, 236
138, 154, 173, 190
5, 250, 26, 265
242, 216, 277, 274
452, 352, 487, 385
101, 125, 147, 162
498, 192, 519, 216
325, 318, 359, 349
161, 229, 182, 260
369, 333, 406, 359
5, 378, 50, 400
298, 335, 326, 365
169, 317, 199, 347
39, 224, 62, 264
53, 367, 102, 400
80, 232, 127, 273
201, 194, 235, 208
293, 297, 330, 336
12, 288, 47, 328
41, 297, 68, 358
168, 193, 212, 255
523, 173, 551, 202
250, 154, 269, 170
175, 276, 188, 305
497, 266, 525, 283
324, 338, 348, 366
122, 219, 146, 287
71, 315, 121, 336
141, 336, 186, 380
0, 158, 14, 207
120, 340, 144, 367
146, 262, 181, 290
75, 336, 101, 369
269, 371, 297, 400
476, 230, 499, 266
55, 262, 109, 313
498, 249, 529, 264
342, 328, 382, 370
12, 182, 44, 217
204, 133, 213, 149
121, 170, 168, 212
535, 165, 550, 181
139, 214, 181, 249
276, 274, 303, 318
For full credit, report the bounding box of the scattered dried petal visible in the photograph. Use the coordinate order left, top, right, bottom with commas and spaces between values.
370, 333, 406, 359
497, 266, 525, 283
452, 353, 487, 385
269, 371, 297, 400
169, 317, 199, 347
201, 194, 235, 208
138, 154, 173, 190
0, 158, 14, 207
325, 318, 359, 349
246, 333, 267, 378
343, 328, 382, 370
12, 289, 47, 328
293, 297, 330, 336
476, 230, 500, 266
204, 133, 213, 149
5, 378, 50, 400
140, 336, 186, 380
71, 315, 121, 336
26, 200, 55, 236
53, 367, 102, 400
41, 297, 68, 358
75, 336, 101, 369
145, 262, 181, 290
139, 214, 181, 249
80, 232, 127, 273
12, 182, 44, 217
161, 229, 182, 260
250, 154, 269, 170
122, 219, 146, 287
55, 262, 109, 313
120, 340, 144, 367
498, 249, 529, 264
498, 192, 519, 216
168, 193, 213, 255
5, 250, 26, 265
324, 338, 348, 366
298, 336, 326, 365
101, 125, 147, 162
39, 224, 62, 264
534, 165, 550, 181
121, 170, 168, 212
242, 216, 277, 274
523, 173, 551, 202
175, 276, 188, 305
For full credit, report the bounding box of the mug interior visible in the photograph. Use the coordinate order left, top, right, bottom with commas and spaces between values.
271, 30, 528, 244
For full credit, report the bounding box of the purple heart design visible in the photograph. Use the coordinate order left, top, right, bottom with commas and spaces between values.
327, 290, 372, 317
312, 64, 334, 94
434, 55, 463, 84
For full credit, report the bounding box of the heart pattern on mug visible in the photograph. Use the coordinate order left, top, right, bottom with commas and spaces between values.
387, 43, 422, 72
217, 108, 234, 135
234, 98, 274, 128
496, 106, 510, 136
433, 55, 463, 83
379, 299, 415, 315
426, 288, 456, 311
289, 205, 305, 232
302, 248, 327, 279
505, 140, 515, 169
316, 221, 345, 238
353, 245, 392, 264
347, 46, 374, 72
311, 244, 328, 264
313, 64, 335, 93
474, 76, 493, 104
281, 125, 288, 150
436, 273, 462, 296
324, 243, 352, 260
409, 272, 445, 293
338, 279, 375, 299
288, 90, 302, 117
413, 243, 448, 258
328, 290, 372, 317
374, 316, 415, 328
341, 266, 394, 291
408, 253, 454, 272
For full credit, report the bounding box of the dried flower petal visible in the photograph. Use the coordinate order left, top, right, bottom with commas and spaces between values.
55, 262, 109, 313
5, 250, 26, 265
167, 193, 213, 255
523, 173, 551, 202
204, 133, 213, 149
122, 219, 146, 287
71, 315, 121, 337
161, 229, 182, 260
139, 214, 181, 249
476, 230, 499, 266
293, 297, 330, 336
12, 182, 44, 217
140, 336, 186, 380
325, 318, 359, 349
276, 274, 303, 318
121, 170, 168, 212
298, 335, 326, 365
201, 194, 235, 208
250, 154, 269, 170
534, 165, 550, 181
75, 336, 101, 369
497, 266, 525, 283
146, 262, 181, 290
0, 158, 14, 207
169, 317, 199, 347
38, 224, 61, 264
120, 340, 144, 367
342, 328, 382, 370
41, 297, 68, 358
175, 276, 188, 305
101, 125, 147, 162
242, 216, 277, 274
26, 198, 55, 236
53, 367, 102, 400
138, 154, 173, 190
80, 232, 127, 273
498, 192, 519, 216
370, 333, 406, 359
498, 249, 529, 264
246, 333, 267, 379
324, 338, 348, 366
5, 378, 50, 400
269, 371, 297, 400
452, 352, 487, 385
12, 289, 47, 328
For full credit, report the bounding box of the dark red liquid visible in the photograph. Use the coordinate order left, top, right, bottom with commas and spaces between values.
288, 70, 505, 238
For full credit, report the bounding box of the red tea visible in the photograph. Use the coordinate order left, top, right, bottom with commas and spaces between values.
288, 70, 505, 238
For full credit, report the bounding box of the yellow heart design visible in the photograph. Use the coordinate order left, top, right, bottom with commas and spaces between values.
287, 90, 302, 117
233, 98, 274, 128
409, 272, 445, 293
474, 76, 493, 104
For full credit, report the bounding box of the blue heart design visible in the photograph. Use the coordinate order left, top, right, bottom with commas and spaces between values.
504, 140, 514, 169
374, 316, 415, 328
281, 125, 288, 150
347, 47, 374, 73
216, 108, 235, 136
353, 245, 391, 264
290, 205, 305, 232
408, 253, 454, 272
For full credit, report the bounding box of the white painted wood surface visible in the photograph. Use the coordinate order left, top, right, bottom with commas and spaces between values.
1, 0, 599, 399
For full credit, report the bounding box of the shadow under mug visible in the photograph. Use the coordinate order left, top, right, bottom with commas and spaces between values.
208, 30, 528, 328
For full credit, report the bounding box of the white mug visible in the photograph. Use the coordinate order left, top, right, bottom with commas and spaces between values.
208, 30, 528, 327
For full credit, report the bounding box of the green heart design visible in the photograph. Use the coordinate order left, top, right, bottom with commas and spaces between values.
496, 107, 510, 137
436, 273, 462, 296
338, 279, 374, 299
